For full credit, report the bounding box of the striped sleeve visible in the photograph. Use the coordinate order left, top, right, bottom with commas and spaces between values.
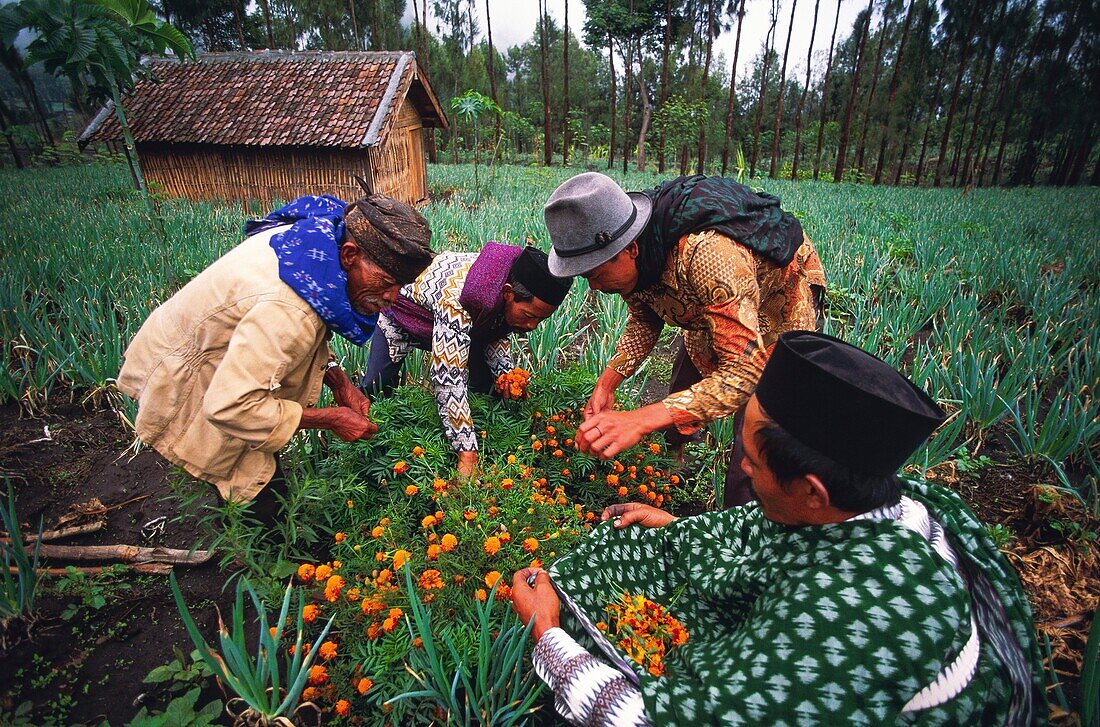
532, 628, 651, 727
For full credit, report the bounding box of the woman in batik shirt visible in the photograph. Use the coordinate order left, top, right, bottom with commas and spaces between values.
545, 173, 826, 506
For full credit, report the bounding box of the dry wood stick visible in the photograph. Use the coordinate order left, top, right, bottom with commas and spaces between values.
0, 520, 105, 545
32, 544, 213, 565
8, 563, 174, 576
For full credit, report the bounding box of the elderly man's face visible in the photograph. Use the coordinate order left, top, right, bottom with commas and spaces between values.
582, 242, 640, 295
340, 242, 401, 316
740, 396, 807, 525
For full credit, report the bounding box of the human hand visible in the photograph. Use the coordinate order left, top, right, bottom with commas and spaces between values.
600, 502, 677, 529
511, 568, 560, 641
575, 409, 651, 460
583, 385, 616, 420
325, 365, 372, 418
456, 451, 479, 479
328, 406, 378, 442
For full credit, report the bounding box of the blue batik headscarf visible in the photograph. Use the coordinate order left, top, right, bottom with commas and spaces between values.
245, 195, 377, 346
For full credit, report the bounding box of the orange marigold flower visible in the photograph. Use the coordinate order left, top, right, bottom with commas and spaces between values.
302, 604, 320, 623
531, 440, 543, 451
335, 699, 351, 717
347, 499, 355, 508
453, 574, 466, 585
418, 569, 445, 590
648, 443, 662, 454
394, 460, 409, 475
607, 474, 620, 486
314, 564, 332, 582
484, 570, 502, 588
647, 491, 657, 502
356, 677, 374, 695
483, 536, 501, 556
507, 454, 517, 464
334, 532, 347, 543
346, 587, 360, 602
296, 563, 315, 582
324, 575, 345, 602
405, 484, 419, 496
372, 525, 385, 538
376, 568, 393, 585
463, 509, 478, 521
412, 446, 425, 457
617, 486, 628, 497
412, 636, 424, 648
301, 686, 321, 702
441, 533, 458, 551
421, 514, 437, 528
432, 477, 448, 492
393, 550, 411, 570
268, 626, 278, 639
318, 641, 338, 660
361, 596, 383, 615
670, 474, 681, 484
522, 537, 539, 553
366, 622, 382, 640
307, 664, 328, 686
475, 588, 488, 602
499, 531, 511, 543
553, 449, 564, 458
500, 478, 514, 490
530, 558, 542, 568
427, 544, 442, 560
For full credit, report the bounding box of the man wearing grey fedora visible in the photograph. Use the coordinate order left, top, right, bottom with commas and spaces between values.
544, 172, 826, 507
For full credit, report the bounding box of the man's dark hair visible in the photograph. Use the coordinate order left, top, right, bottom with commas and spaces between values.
506, 274, 535, 302
756, 418, 902, 513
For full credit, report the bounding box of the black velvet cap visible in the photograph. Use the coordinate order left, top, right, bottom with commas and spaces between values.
511, 246, 573, 307
755, 332, 946, 476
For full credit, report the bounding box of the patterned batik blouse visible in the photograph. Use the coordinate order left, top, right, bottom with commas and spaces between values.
607, 230, 826, 434
377, 252, 514, 452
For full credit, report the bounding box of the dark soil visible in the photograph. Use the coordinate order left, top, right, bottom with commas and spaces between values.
0, 402, 231, 726
0, 398, 1095, 724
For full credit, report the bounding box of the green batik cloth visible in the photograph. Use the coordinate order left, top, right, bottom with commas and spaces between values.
548, 481, 1045, 726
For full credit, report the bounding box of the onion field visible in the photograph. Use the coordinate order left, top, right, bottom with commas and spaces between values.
0, 163, 1096, 724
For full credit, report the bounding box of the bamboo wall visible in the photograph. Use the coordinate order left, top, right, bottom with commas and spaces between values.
137, 99, 429, 207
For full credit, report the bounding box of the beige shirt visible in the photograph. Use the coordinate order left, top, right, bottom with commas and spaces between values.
117, 226, 331, 501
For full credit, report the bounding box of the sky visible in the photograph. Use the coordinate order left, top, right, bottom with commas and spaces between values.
402, 0, 864, 86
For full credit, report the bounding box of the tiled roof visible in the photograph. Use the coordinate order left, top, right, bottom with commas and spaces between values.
82, 51, 446, 148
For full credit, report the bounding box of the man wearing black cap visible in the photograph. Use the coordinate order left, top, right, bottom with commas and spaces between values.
118, 194, 434, 524
362, 243, 572, 477
511, 332, 1044, 726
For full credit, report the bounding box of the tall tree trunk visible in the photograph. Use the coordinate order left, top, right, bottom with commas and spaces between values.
608, 36, 618, 170
259, 0, 274, 48
959, 9, 1002, 187
833, 0, 873, 182
873, 0, 916, 184
768, 0, 799, 177
696, 0, 716, 173
414, 0, 437, 163
0, 98, 25, 169
1012, 2, 1079, 185
1065, 121, 1093, 186
622, 6, 634, 175
933, 1, 980, 186
976, 50, 1019, 186
539, 0, 553, 166
234, 2, 246, 48
486, 0, 500, 143
721, 0, 748, 175
854, 7, 892, 175
914, 46, 949, 186
563, 0, 571, 165
750, 0, 780, 177
992, 1, 1049, 185
659, 0, 673, 172
790, 0, 821, 180
637, 64, 652, 171
812, 0, 843, 180
949, 92, 974, 185
347, 0, 359, 49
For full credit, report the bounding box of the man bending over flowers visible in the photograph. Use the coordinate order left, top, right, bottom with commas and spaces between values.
512, 331, 1044, 726
118, 195, 433, 524
361, 244, 572, 478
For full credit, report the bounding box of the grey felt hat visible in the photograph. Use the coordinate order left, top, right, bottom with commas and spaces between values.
543, 172, 653, 278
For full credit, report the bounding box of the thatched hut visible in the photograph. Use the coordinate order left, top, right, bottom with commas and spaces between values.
80, 51, 448, 205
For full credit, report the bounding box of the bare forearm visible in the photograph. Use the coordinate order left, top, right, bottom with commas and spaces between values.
298, 406, 346, 431
595, 367, 626, 394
